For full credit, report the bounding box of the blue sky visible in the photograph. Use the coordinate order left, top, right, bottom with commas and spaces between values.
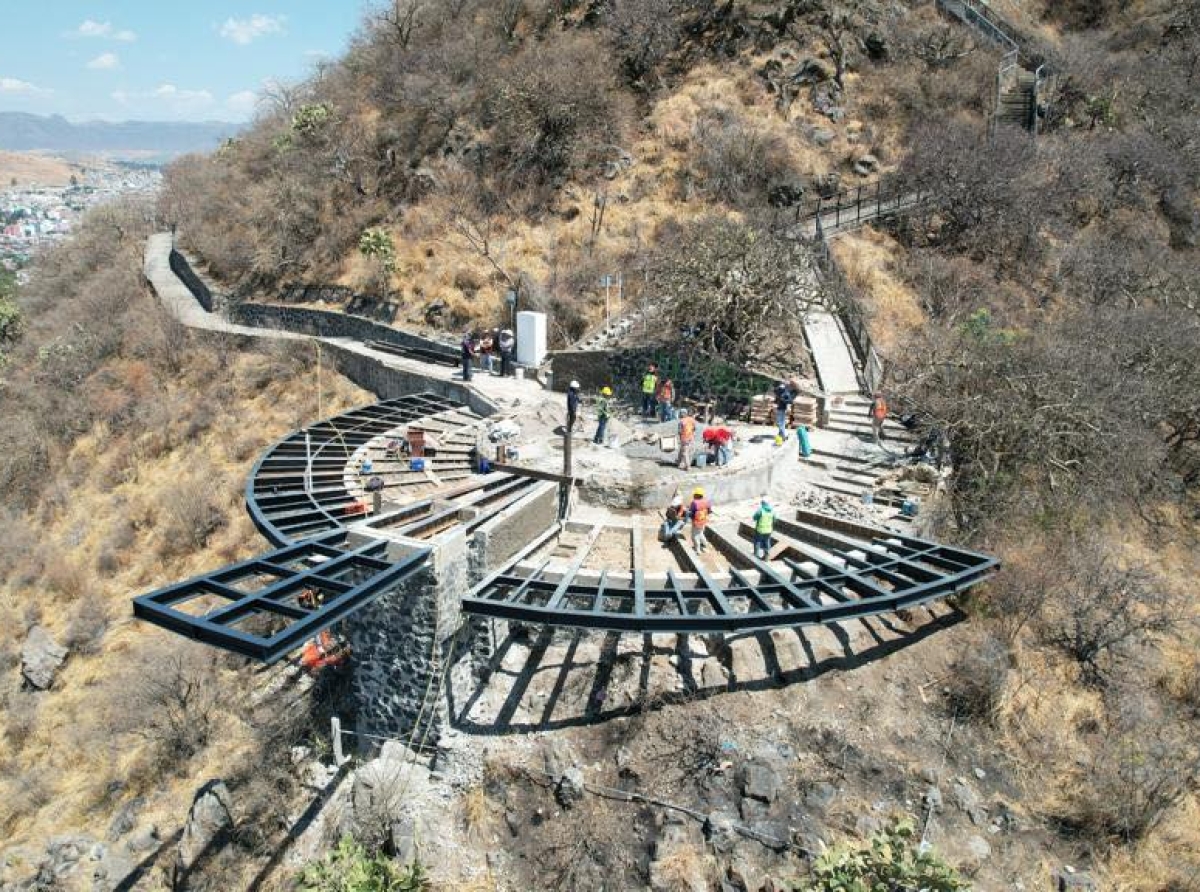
0, 3, 372, 123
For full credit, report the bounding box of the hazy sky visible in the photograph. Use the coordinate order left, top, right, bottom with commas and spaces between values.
0, 3, 371, 123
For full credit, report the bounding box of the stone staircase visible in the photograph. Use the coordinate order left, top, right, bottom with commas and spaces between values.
997, 69, 1038, 131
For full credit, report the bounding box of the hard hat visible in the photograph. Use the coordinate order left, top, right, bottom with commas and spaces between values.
569, 380, 580, 389
600, 386, 613, 396
671, 495, 682, 507
693, 487, 704, 497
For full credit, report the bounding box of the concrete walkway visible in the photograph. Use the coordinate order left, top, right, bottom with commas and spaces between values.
803, 308, 861, 395
143, 233, 552, 416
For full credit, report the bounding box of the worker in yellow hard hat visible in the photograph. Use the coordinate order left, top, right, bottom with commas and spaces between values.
593, 386, 614, 445
687, 488, 713, 553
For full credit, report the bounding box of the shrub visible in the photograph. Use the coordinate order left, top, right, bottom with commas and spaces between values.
1065, 689, 1200, 842
1039, 539, 1183, 684
802, 819, 968, 891
299, 837, 428, 892
131, 651, 218, 770
945, 627, 1011, 721
687, 110, 798, 208
158, 472, 227, 557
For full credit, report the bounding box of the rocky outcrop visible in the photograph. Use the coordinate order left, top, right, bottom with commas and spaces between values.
21, 626, 68, 691
174, 780, 234, 879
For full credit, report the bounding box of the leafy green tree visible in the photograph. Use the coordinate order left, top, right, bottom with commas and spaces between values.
298, 837, 428, 892
801, 820, 969, 892
359, 227, 397, 298
0, 268, 24, 357
292, 103, 333, 138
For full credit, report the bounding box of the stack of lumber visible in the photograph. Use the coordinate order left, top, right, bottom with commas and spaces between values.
747, 393, 819, 427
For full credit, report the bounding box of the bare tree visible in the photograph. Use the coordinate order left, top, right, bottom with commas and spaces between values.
647, 216, 820, 366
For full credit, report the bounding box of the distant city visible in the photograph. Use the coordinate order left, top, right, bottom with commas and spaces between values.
0, 163, 161, 278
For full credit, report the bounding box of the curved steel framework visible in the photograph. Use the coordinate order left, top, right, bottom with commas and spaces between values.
462, 511, 998, 633
135, 393, 494, 659
134, 393, 998, 661
248, 393, 477, 546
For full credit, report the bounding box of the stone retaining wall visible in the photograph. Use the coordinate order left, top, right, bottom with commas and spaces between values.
552, 347, 775, 416
169, 249, 214, 312
320, 342, 496, 418
229, 302, 458, 364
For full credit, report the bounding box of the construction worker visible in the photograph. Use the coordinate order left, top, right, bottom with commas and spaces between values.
774, 380, 793, 440
657, 376, 676, 422
753, 498, 775, 560
677, 409, 696, 469
661, 495, 686, 543
687, 487, 713, 553
641, 364, 659, 418
868, 391, 889, 443
496, 329, 514, 377
703, 425, 734, 466
797, 423, 812, 458
567, 380, 581, 431
594, 386, 613, 445
460, 330, 475, 382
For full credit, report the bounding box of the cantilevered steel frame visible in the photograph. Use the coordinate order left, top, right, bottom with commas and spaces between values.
461, 516, 998, 633
132, 531, 430, 662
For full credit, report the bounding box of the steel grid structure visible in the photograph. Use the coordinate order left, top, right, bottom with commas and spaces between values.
462, 513, 998, 633
247, 393, 472, 546
132, 532, 430, 662
135, 391, 999, 660
135, 392, 503, 659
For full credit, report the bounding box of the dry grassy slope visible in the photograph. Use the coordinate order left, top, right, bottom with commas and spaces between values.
0, 151, 93, 187
316, 13, 947, 337
0, 339, 368, 862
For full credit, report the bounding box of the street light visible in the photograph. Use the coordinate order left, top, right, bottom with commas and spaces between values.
505, 287, 517, 332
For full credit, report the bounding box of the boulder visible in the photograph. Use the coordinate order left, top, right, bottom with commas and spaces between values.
21, 626, 68, 690
556, 767, 586, 809
807, 127, 836, 148
964, 834, 992, 865
853, 154, 880, 177
175, 780, 233, 876
106, 797, 146, 842
742, 760, 782, 804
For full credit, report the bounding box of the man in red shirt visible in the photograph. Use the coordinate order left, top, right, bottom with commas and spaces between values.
702, 426, 734, 466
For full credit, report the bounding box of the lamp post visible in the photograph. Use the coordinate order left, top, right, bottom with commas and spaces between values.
505, 287, 517, 333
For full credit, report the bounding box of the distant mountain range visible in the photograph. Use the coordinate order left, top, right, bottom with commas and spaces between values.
0, 113, 239, 159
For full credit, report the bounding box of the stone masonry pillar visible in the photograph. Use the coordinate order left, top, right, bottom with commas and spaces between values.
345, 529, 469, 750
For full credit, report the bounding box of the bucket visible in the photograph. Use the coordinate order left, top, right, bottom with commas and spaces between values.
515, 367, 525, 380
861, 491, 874, 506
361, 459, 373, 474
410, 458, 426, 471
694, 453, 709, 468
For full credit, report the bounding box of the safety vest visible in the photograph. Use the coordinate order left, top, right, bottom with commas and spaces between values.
755, 508, 775, 535
642, 373, 658, 394
597, 397, 611, 419
659, 381, 674, 402
690, 499, 711, 528
679, 416, 695, 442
872, 398, 889, 421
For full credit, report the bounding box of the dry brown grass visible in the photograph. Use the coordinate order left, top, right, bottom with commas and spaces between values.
830, 229, 925, 353
0, 151, 91, 187
0, 345, 368, 853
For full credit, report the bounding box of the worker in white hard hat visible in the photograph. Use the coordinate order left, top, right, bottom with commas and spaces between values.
661, 494, 686, 543
567, 380, 581, 430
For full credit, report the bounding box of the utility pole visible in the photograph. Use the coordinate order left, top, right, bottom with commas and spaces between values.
603, 275, 611, 330
561, 409, 574, 519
